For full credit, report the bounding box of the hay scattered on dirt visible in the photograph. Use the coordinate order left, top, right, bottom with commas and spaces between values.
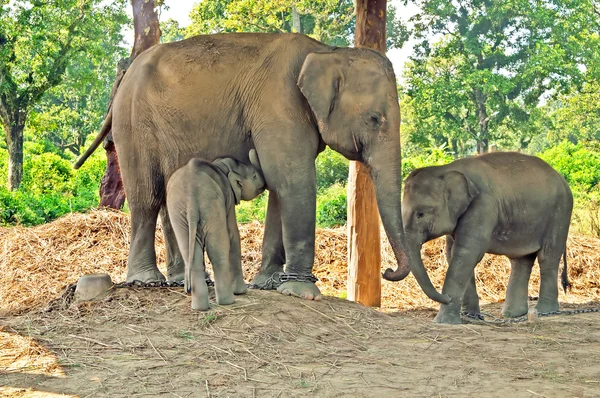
1, 209, 599, 315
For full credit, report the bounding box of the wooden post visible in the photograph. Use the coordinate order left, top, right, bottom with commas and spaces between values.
99, 0, 161, 208
347, 0, 387, 307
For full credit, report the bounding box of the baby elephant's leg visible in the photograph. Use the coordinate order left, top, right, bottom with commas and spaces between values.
536, 248, 561, 314
227, 209, 248, 295
502, 254, 535, 318
206, 219, 236, 306
189, 239, 210, 311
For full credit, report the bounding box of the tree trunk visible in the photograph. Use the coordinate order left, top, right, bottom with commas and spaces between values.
291, 7, 302, 33
99, 0, 161, 208
474, 88, 489, 154
4, 114, 26, 191
347, 0, 387, 308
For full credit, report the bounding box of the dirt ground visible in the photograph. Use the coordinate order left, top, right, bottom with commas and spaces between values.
2, 288, 600, 397
1, 211, 600, 397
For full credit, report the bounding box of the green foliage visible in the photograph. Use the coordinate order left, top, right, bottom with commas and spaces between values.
401, 147, 454, 181
0, 0, 128, 188
160, 18, 185, 43
0, 147, 105, 226
316, 183, 346, 228
315, 147, 349, 191
538, 142, 600, 236
538, 142, 600, 197
236, 191, 268, 224
402, 0, 600, 156
186, 0, 408, 49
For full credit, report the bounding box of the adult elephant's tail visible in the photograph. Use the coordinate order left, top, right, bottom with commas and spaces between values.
74, 110, 112, 169
561, 249, 572, 293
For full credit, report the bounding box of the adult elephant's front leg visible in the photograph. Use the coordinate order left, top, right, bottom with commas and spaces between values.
276, 183, 321, 301
252, 192, 285, 286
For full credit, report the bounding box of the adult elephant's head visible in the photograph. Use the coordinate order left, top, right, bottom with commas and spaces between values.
298, 48, 451, 304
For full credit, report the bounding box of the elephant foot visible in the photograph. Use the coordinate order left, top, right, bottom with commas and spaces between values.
167, 272, 185, 282
233, 278, 248, 295
277, 281, 322, 301
462, 303, 480, 316
501, 303, 528, 318
434, 303, 462, 324
535, 299, 559, 314
167, 262, 185, 282
251, 264, 284, 289
216, 292, 235, 306
126, 268, 165, 283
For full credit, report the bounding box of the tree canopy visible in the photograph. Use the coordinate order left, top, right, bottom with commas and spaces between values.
401, 0, 600, 156
0, 0, 127, 189
185, 0, 409, 49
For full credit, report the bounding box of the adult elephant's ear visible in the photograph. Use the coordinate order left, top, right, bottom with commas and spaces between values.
297, 52, 342, 129
441, 171, 480, 224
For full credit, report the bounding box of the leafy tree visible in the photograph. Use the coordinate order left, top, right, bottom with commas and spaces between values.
186, 0, 409, 49
160, 18, 185, 43
0, 0, 127, 190
402, 0, 600, 155
26, 41, 128, 158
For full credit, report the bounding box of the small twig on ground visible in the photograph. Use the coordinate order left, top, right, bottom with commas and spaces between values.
68, 334, 111, 348
146, 336, 167, 363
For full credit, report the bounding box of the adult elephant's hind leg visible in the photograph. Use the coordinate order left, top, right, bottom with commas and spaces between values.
160, 206, 185, 281
126, 204, 165, 282
502, 254, 535, 318
252, 192, 285, 287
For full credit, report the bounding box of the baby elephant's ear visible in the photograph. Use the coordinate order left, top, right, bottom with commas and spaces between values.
249, 149, 262, 172
228, 171, 243, 205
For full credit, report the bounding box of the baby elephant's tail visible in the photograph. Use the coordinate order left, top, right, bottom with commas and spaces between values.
561, 249, 572, 293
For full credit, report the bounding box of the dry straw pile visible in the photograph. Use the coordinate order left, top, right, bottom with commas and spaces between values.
1, 209, 599, 315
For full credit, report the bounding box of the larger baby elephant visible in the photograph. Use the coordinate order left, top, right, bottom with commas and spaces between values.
384, 152, 573, 324
166, 150, 265, 310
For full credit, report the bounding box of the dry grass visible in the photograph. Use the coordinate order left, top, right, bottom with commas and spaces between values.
1, 209, 599, 315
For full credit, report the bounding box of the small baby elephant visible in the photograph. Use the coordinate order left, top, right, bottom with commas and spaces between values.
385, 151, 573, 324
167, 150, 265, 310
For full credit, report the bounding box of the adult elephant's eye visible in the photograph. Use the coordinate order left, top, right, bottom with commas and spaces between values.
416, 211, 424, 219
366, 111, 383, 127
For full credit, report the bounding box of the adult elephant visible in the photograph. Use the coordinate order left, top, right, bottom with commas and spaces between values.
76, 33, 442, 302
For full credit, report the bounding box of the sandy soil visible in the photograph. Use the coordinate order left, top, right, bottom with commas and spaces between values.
2, 287, 600, 398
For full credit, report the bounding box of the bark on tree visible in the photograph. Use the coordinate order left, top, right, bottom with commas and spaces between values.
473, 88, 489, 154
347, 0, 388, 307
3, 113, 26, 191
292, 7, 302, 33
99, 0, 161, 208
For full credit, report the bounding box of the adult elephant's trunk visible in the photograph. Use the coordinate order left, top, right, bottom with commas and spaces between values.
367, 144, 451, 305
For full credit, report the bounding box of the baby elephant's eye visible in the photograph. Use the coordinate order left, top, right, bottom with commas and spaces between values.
253, 174, 257, 180
416, 211, 425, 219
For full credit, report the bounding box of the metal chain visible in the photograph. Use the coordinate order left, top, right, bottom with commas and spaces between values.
114, 276, 214, 289
246, 272, 319, 290
462, 307, 600, 324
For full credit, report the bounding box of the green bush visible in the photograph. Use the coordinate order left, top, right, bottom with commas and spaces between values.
0, 147, 106, 226
316, 147, 349, 191
538, 142, 600, 237
316, 183, 347, 228
538, 141, 600, 196
236, 191, 268, 224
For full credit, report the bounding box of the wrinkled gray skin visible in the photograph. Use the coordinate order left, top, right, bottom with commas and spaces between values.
166, 150, 265, 310
75, 33, 418, 302
386, 152, 573, 324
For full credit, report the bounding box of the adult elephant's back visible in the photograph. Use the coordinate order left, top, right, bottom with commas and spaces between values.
112, 32, 325, 189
